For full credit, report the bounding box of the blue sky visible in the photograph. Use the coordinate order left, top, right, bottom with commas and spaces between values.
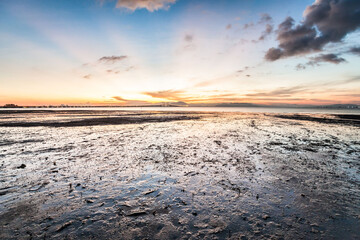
0, 0, 359, 106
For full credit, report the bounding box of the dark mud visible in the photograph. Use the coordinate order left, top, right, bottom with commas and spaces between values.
0, 111, 359, 239
274, 114, 360, 127
0, 116, 200, 127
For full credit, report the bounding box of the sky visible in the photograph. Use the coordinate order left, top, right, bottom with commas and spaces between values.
0, 0, 359, 106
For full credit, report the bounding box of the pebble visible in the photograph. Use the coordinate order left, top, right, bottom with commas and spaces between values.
17, 164, 26, 169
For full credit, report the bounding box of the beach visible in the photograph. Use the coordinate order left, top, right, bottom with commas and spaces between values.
1, 110, 359, 239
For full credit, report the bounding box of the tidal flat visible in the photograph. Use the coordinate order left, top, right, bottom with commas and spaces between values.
0, 110, 359, 239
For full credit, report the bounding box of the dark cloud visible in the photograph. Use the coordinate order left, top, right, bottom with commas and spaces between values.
310, 53, 346, 64
98, 55, 127, 64
349, 46, 360, 56
265, 0, 360, 61
258, 13, 273, 24
265, 47, 283, 61
303, 0, 360, 41
296, 53, 346, 70
115, 0, 176, 12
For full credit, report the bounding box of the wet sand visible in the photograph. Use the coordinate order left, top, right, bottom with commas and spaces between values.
0, 110, 359, 239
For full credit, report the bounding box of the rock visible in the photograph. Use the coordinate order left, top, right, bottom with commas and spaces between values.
184, 171, 198, 177
0, 190, 9, 196
17, 164, 26, 169
155, 223, 180, 239
208, 218, 227, 233
126, 210, 148, 217
143, 189, 157, 195
56, 221, 73, 232
310, 228, 319, 233
262, 215, 270, 220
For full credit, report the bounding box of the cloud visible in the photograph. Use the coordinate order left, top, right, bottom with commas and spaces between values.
142, 90, 238, 103
243, 22, 254, 29
112, 96, 127, 102
265, 0, 360, 61
258, 13, 272, 24
184, 34, 193, 42
340, 75, 360, 84
236, 66, 250, 74
245, 86, 308, 97
310, 53, 346, 64
182, 34, 195, 51
83, 74, 91, 79
143, 90, 184, 101
98, 55, 127, 64
265, 47, 284, 61
349, 46, 360, 56
296, 53, 346, 70
295, 63, 307, 71
112, 96, 151, 106
226, 24, 232, 30
116, 0, 176, 12
258, 24, 273, 41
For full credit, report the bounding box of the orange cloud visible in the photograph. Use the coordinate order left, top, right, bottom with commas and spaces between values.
142, 90, 184, 101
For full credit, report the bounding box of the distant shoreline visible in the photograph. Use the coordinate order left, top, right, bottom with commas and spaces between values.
1, 104, 359, 109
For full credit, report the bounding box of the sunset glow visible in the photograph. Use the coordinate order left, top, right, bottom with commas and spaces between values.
1, 0, 359, 106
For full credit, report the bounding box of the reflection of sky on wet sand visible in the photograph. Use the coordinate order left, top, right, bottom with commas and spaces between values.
0, 111, 359, 239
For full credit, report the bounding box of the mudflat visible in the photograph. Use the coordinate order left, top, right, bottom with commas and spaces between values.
0, 110, 359, 239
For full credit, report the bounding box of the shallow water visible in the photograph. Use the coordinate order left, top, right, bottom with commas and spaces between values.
0, 111, 359, 239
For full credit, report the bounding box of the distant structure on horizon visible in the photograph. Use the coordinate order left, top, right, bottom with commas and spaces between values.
319, 104, 359, 109
2, 104, 22, 108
